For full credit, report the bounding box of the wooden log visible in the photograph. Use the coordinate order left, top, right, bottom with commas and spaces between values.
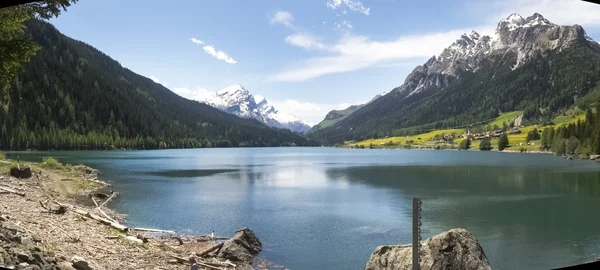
91, 197, 99, 208
0, 186, 25, 196
169, 256, 223, 270
97, 208, 118, 224
86, 212, 128, 232
197, 259, 236, 268
171, 236, 183, 245
196, 242, 224, 257
54, 200, 128, 232
98, 192, 117, 209
132, 227, 176, 234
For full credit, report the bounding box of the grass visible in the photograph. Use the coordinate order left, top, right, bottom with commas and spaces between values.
42, 156, 62, 167
488, 111, 522, 127
353, 128, 464, 147
349, 109, 587, 151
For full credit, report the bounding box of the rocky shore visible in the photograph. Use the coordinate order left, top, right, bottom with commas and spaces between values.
0, 158, 266, 270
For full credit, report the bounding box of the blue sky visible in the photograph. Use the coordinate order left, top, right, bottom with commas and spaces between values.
50, 0, 600, 124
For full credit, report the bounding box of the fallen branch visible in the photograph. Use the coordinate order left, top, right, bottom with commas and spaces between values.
91, 197, 99, 207
169, 256, 223, 270
196, 242, 224, 257
54, 200, 128, 232
97, 208, 118, 224
0, 186, 25, 197
132, 227, 176, 234
61, 178, 73, 181
47, 222, 80, 243
97, 192, 117, 209
87, 245, 115, 254
197, 259, 236, 268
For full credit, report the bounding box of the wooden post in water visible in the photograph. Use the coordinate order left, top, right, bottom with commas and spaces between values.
412, 197, 422, 270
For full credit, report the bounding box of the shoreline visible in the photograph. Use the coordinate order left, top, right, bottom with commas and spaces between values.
0, 158, 273, 270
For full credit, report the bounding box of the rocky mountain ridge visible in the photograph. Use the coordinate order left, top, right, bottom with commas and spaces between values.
194, 84, 312, 133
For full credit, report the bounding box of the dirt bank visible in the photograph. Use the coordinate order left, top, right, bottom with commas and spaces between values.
0, 159, 273, 270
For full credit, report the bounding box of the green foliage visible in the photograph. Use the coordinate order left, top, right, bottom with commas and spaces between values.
0, 151, 5, 160
553, 138, 567, 155
498, 133, 509, 151
311, 41, 600, 145
0, 20, 318, 150
0, 1, 77, 98
479, 138, 492, 151
566, 136, 580, 155
526, 128, 541, 142
519, 147, 527, 153
42, 156, 62, 167
459, 138, 471, 150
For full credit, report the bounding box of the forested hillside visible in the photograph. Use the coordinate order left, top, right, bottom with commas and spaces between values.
310, 14, 600, 145
0, 19, 318, 150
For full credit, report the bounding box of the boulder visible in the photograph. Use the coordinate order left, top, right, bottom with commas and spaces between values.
70, 256, 92, 270
216, 228, 262, 262
365, 228, 491, 270
590, 154, 600, 160
10, 167, 32, 179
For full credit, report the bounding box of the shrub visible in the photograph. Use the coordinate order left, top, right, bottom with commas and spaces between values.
42, 157, 62, 167
519, 147, 527, 153
479, 138, 492, 151
459, 138, 471, 150
498, 133, 509, 151
0, 151, 5, 160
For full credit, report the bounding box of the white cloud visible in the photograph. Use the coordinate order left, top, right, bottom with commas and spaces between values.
270, 99, 354, 125
202, 45, 237, 64
327, 0, 370, 15
172, 86, 212, 100
271, 25, 493, 82
150, 75, 168, 87
190, 38, 204, 45
269, 11, 295, 29
285, 33, 324, 50
190, 38, 237, 64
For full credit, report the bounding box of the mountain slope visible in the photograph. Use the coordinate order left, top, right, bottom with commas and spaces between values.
0, 19, 318, 150
310, 90, 391, 132
310, 13, 600, 145
193, 85, 312, 133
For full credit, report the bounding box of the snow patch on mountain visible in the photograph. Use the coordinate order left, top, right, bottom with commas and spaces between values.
193, 85, 312, 133
392, 13, 600, 99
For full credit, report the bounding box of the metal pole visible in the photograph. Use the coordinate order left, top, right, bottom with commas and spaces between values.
412, 197, 421, 270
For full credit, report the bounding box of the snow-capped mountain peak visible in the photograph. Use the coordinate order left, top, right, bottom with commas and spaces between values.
498, 13, 555, 32
193, 85, 312, 133
390, 13, 600, 99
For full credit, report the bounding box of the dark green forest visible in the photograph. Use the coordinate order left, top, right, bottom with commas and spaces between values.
0, 19, 318, 150
310, 38, 600, 145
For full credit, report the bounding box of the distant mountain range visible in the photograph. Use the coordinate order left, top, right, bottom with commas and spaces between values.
309, 13, 600, 145
0, 19, 318, 150
310, 90, 390, 131
192, 84, 312, 133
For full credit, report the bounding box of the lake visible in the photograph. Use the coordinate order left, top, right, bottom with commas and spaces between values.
8, 148, 600, 269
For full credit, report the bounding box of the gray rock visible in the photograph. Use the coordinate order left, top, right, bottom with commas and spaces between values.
590, 154, 600, 160
217, 227, 262, 262
70, 257, 91, 270
31, 252, 47, 266
364, 228, 491, 270
56, 262, 76, 270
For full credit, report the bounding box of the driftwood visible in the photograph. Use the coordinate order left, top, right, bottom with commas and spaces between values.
0, 186, 25, 197
98, 192, 117, 209
198, 259, 236, 268
54, 200, 128, 232
61, 178, 73, 181
171, 236, 183, 245
47, 222, 80, 242
132, 227, 176, 234
169, 256, 224, 270
196, 242, 224, 257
